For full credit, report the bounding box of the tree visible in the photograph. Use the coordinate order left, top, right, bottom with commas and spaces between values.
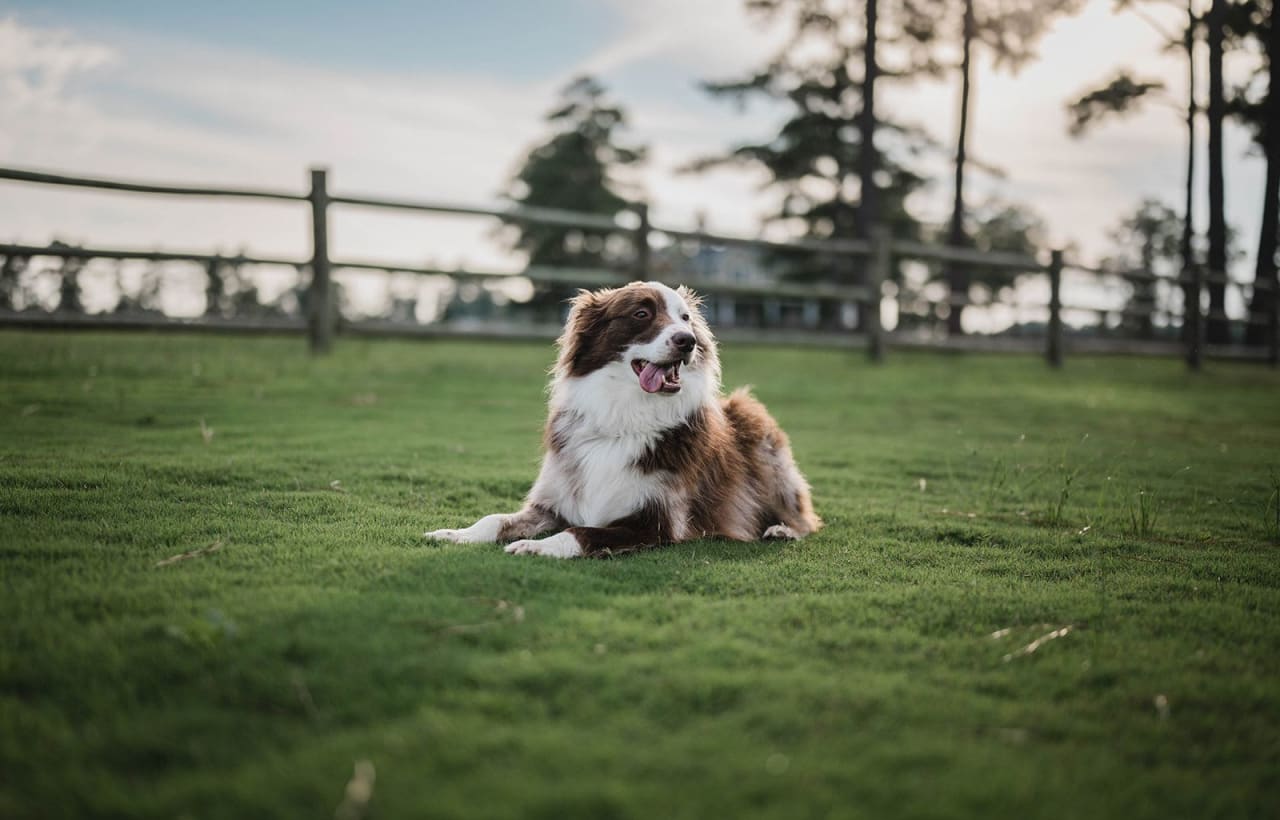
1205, 0, 1230, 342
1066, 72, 1167, 135
694, 0, 943, 255
0, 252, 28, 311
859, 0, 882, 237
47, 242, 84, 314
1065, 1, 1202, 343
947, 199, 1047, 330
1227, 0, 1278, 351
501, 76, 644, 320
942, 0, 1082, 334
1102, 199, 1185, 338
690, 0, 949, 333
893, 199, 1045, 333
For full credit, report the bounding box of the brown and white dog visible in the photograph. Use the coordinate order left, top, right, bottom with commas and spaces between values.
425, 281, 821, 558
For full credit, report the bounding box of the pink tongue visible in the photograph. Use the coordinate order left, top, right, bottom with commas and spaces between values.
638, 362, 666, 393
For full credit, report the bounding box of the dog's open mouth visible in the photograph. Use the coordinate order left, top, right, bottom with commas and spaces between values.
632, 359, 682, 394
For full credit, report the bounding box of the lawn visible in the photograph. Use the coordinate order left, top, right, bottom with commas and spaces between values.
1, 329, 1278, 820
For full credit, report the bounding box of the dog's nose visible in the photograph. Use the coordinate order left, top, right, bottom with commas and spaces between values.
672, 332, 696, 353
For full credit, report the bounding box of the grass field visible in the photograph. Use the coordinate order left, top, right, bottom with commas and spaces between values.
1, 329, 1278, 820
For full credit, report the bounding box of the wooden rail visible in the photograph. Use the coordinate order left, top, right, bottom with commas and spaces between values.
0, 166, 305, 202
1, 163, 1275, 369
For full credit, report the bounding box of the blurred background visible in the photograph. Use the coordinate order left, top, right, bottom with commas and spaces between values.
0, 0, 1275, 362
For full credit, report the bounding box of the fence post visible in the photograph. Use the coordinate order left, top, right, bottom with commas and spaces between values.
866, 226, 889, 364
308, 167, 333, 355
1185, 265, 1203, 371
633, 202, 651, 280
1047, 249, 1063, 369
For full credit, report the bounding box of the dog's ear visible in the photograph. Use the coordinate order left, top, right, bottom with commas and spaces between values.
556, 288, 610, 372
568, 288, 601, 311
565, 288, 608, 328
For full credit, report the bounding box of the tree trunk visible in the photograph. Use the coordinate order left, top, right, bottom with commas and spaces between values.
1206, 0, 1230, 343
857, 0, 880, 237
946, 0, 975, 336
855, 0, 881, 336
1247, 154, 1280, 345
1181, 2, 1198, 344
832, 47, 858, 332
1245, 6, 1279, 348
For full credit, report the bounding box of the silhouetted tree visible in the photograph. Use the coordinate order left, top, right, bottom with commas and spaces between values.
941, 0, 1082, 334
1226, 0, 1278, 350
692, 0, 956, 331
943, 200, 1047, 329
1103, 200, 1184, 338
501, 75, 644, 320
205, 259, 227, 317
1066, 1, 1203, 341
1066, 72, 1168, 137
0, 253, 28, 310
693, 1, 943, 253
1206, 0, 1230, 342
49, 243, 84, 314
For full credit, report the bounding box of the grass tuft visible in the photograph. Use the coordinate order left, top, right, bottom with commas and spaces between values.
1127, 490, 1160, 538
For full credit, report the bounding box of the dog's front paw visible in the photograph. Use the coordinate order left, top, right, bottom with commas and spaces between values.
425, 514, 504, 544
762, 524, 801, 541
424, 528, 472, 543
504, 532, 583, 559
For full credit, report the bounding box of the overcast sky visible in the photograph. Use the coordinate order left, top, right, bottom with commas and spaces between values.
0, 0, 1268, 294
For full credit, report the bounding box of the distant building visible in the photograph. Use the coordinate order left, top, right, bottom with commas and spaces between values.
653, 241, 846, 330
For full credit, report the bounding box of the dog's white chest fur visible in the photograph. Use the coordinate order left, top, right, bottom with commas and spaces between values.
529, 363, 702, 528
535, 430, 662, 527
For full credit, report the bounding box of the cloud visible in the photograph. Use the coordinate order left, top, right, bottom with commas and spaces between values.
0, 15, 561, 273
0, 17, 116, 106
586, 0, 787, 77
0, 17, 117, 159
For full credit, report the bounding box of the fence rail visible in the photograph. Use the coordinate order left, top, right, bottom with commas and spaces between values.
1, 163, 1276, 369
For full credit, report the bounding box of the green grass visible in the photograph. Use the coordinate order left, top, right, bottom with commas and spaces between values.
2, 330, 1278, 820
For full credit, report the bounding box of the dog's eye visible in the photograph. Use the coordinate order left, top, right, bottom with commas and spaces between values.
633, 308, 651, 320
681, 313, 690, 322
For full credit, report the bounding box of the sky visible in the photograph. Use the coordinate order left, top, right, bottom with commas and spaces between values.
0, 0, 1268, 321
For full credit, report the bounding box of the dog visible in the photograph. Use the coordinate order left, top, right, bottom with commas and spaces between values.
425, 281, 821, 558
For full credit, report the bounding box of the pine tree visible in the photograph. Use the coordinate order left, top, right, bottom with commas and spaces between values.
1227, 0, 1277, 353
500, 76, 644, 320
692, 0, 942, 277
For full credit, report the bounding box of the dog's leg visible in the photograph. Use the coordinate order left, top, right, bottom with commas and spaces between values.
764, 444, 823, 538
503, 530, 586, 559
506, 508, 667, 559
426, 504, 561, 545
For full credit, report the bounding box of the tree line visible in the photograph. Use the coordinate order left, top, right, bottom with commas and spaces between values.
504, 0, 1277, 341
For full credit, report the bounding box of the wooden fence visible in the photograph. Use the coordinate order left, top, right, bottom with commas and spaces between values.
0, 164, 1275, 369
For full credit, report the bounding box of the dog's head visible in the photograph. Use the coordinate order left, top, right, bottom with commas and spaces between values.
554, 281, 719, 398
